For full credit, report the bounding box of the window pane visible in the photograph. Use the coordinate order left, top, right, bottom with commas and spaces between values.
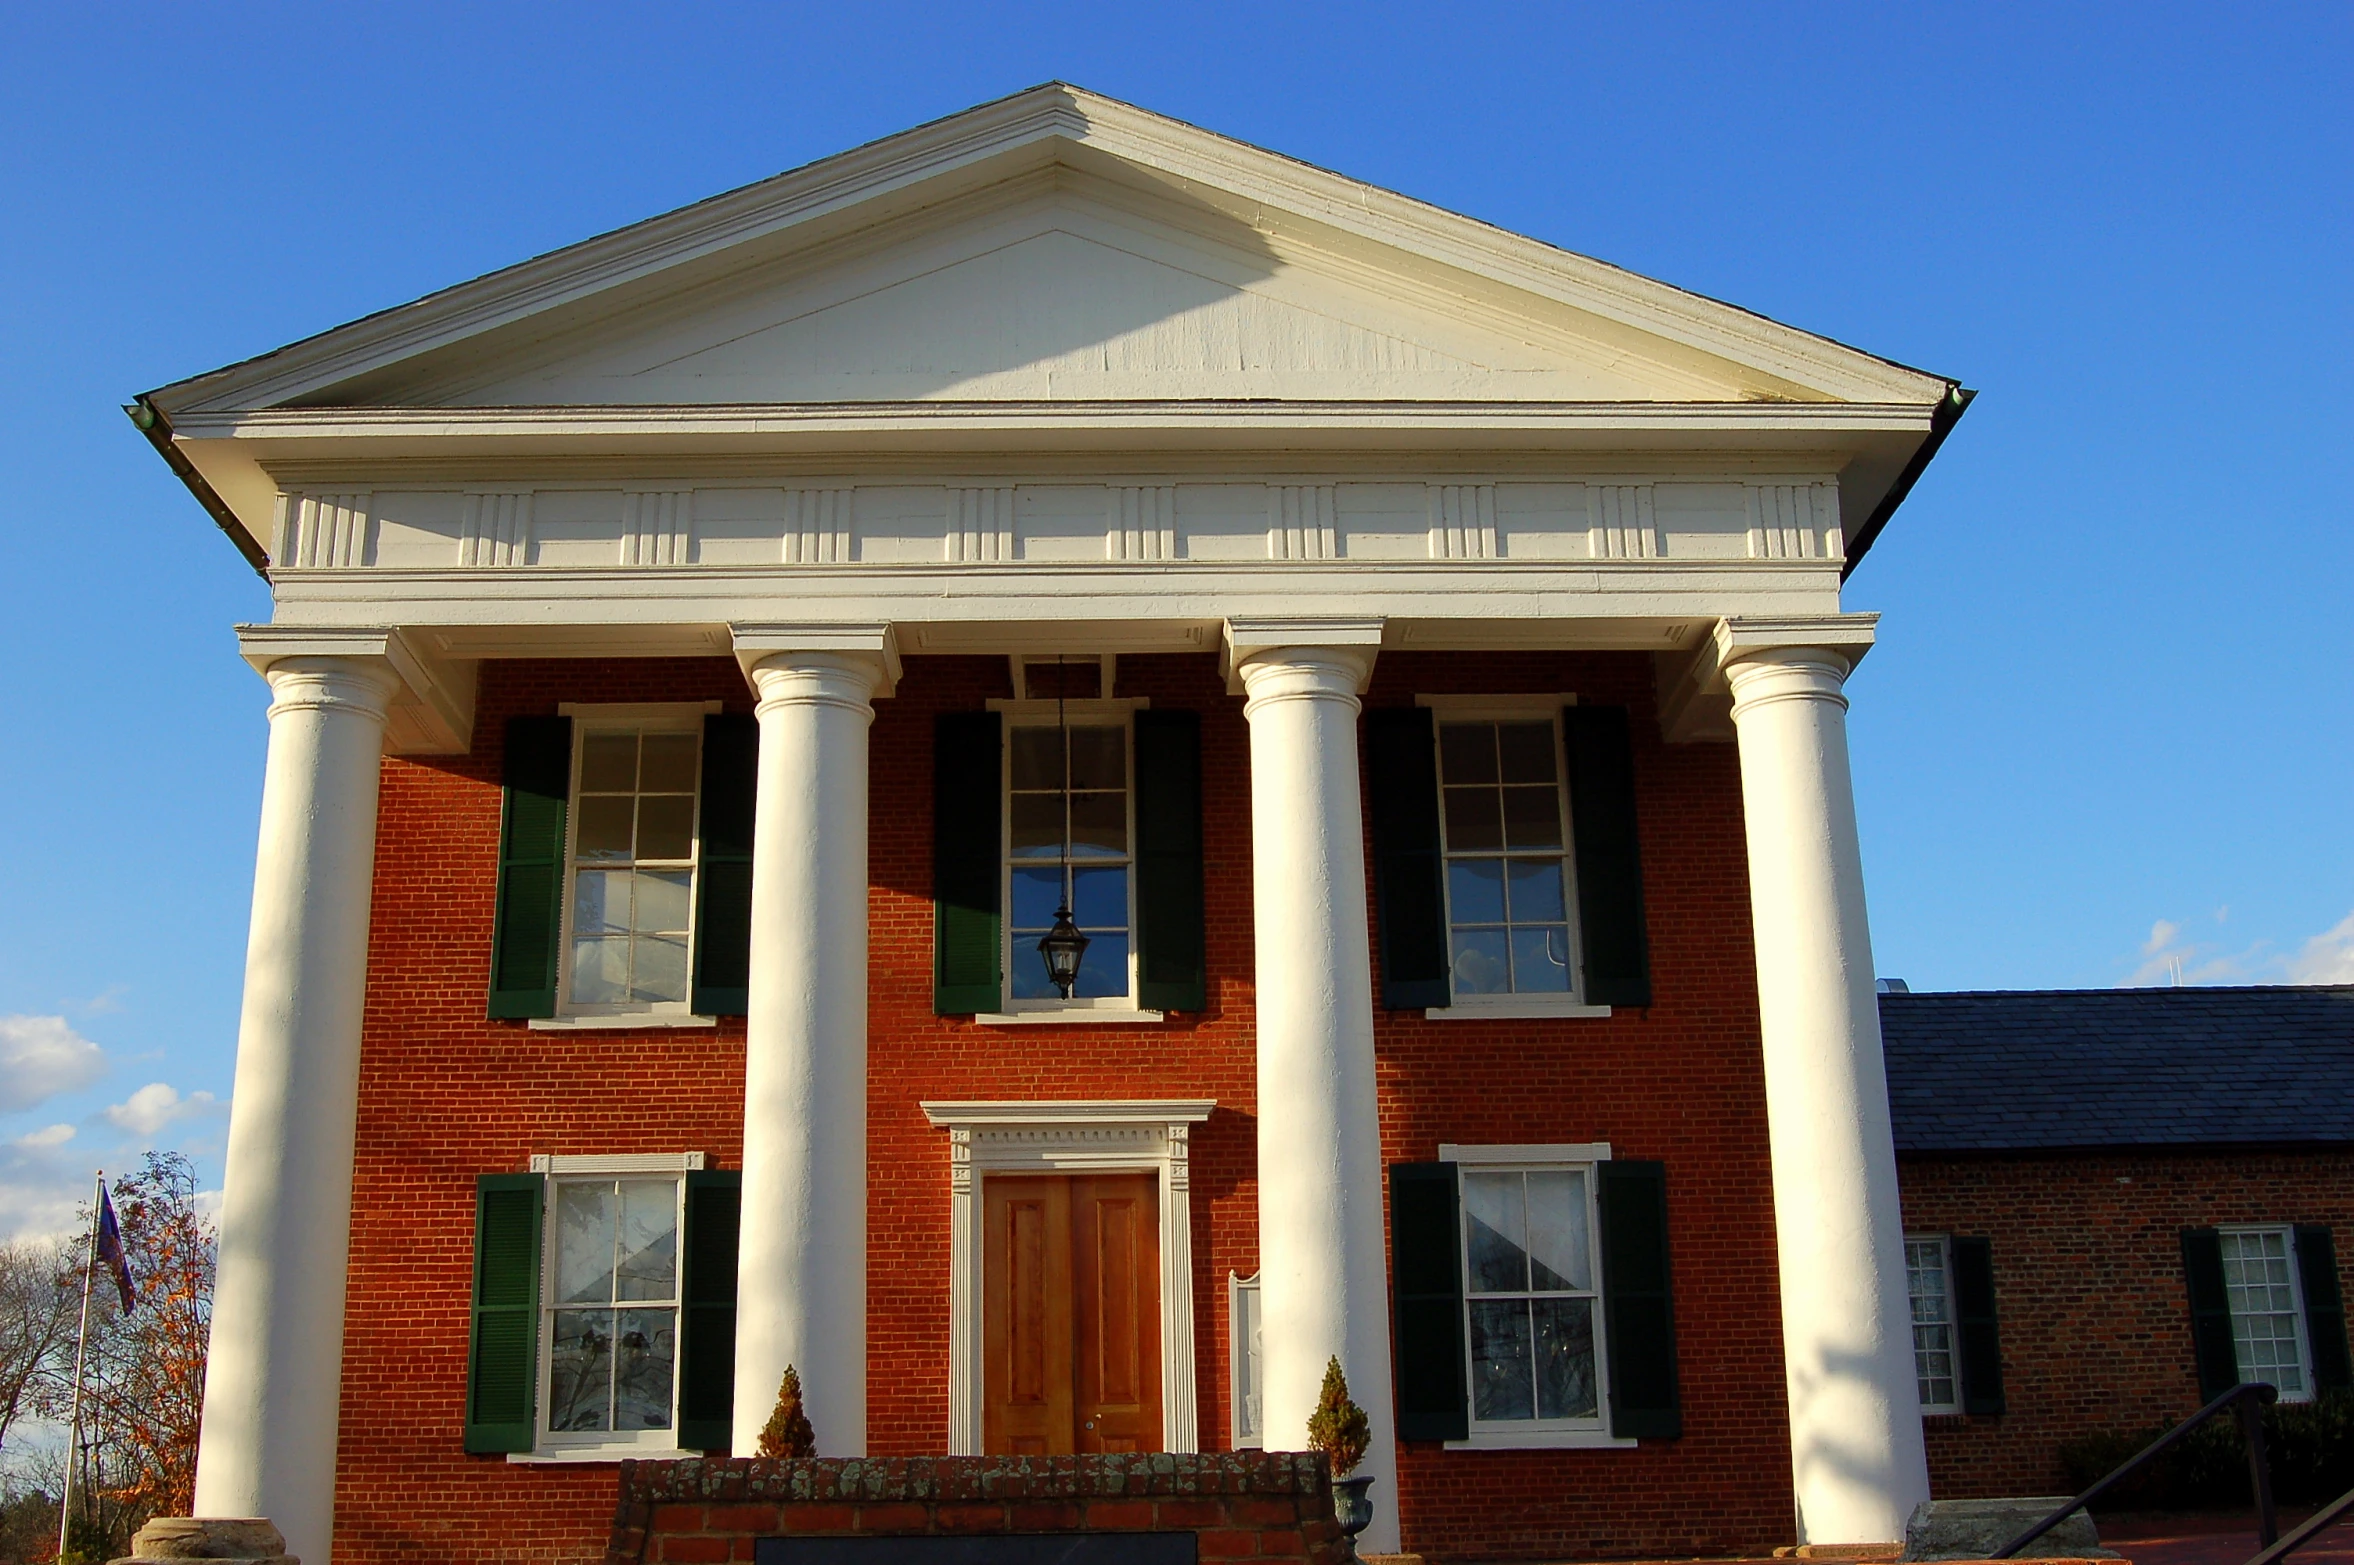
1532, 1297, 1598, 1419
634, 870, 693, 935
1463, 1171, 1529, 1293
1504, 860, 1567, 923
1009, 793, 1064, 858
1011, 866, 1064, 931
1502, 786, 1564, 850
548, 1309, 614, 1431
639, 732, 699, 792
1524, 1170, 1591, 1291
1510, 927, 1573, 993
571, 937, 629, 1005
1452, 930, 1510, 996
1068, 791, 1127, 857
573, 871, 628, 936
1497, 723, 1557, 784
616, 1182, 678, 1302
1440, 723, 1498, 784
1071, 866, 1128, 932
580, 733, 638, 792
632, 934, 689, 1004
1074, 931, 1129, 1000
612, 1308, 676, 1430
1068, 726, 1126, 791
1010, 942, 1061, 1001
1010, 727, 1064, 791
1469, 1299, 1535, 1421
1447, 860, 1506, 925
2223, 1231, 2307, 1396
1443, 788, 1503, 853
575, 796, 636, 861
636, 795, 696, 862
556, 1182, 617, 1305
1907, 1238, 1958, 1408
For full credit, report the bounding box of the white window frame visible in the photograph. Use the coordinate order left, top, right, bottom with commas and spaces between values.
1417, 696, 1611, 1021
516, 1150, 705, 1463
979, 697, 1162, 1024
537, 702, 719, 1031
1906, 1233, 1961, 1416
1440, 1142, 1633, 1450
1230, 1270, 1263, 1450
2220, 1224, 2316, 1405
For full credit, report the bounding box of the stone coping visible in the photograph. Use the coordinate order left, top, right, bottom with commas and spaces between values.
615, 1451, 1334, 1505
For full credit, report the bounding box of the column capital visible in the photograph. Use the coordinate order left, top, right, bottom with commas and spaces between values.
1712, 613, 1878, 675
1222, 616, 1382, 694
235, 624, 471, 752
1235, 646, 1376, 717
730, 622, 900, 694
257, 658, 403, 726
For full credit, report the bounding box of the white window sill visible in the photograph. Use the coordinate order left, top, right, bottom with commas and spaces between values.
507, 1446, 701, 1464
975, 1008, 1167, 1026
527, 1013, 718, 1031
1425, 1000, 1613, 1021
1445, 1429, 1638, 1451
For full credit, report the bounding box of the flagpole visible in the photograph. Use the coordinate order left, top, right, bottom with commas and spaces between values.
58, 1171, 101, 1565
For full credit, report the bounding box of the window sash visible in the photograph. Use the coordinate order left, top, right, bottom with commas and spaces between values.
538, 1174, 686, 1450
1433, 714, 1583, 1004
1906, 1235, 1959, 1414
2220, 1225, 2314, 1403
1457, 1162, 1608, 1433
1000, 714, 1139, 1011
558, 714, 705, 1017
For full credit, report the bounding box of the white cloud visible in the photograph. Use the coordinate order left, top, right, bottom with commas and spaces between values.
102, 1082, 221, 1137
2287, 911, 2354, 984
17, 1124, 74, 1148
0, 1125, 91, 1244
2123, 915, 2260, 987
0, 1015, 106, 1114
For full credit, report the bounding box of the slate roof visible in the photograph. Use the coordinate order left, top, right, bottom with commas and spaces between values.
1880, 985, 2354, 1153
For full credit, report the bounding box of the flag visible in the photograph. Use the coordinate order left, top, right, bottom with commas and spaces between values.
95, 1182, 135, 1313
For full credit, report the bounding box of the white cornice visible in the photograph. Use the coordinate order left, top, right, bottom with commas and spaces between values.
919, 1099, 1216, 1126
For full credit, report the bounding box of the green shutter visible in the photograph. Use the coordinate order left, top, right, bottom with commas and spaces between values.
692, 714, 757, 1017
1134, 710, 1206, 1013
1365, 707, 1450, 1010
1390, 1161, 1468, 1442
1952, 1236, 2006, 1415
2295, 1225, 2351, 1393
934, 711, 1003, 1015
1564, 706, 1652, 1008
2182, 1227, 2239, 1400
488, 716, 571, 1019
465, 1173, 543, 1453
679, 1170, 742, 1452
1598, 1159, 1681, 1439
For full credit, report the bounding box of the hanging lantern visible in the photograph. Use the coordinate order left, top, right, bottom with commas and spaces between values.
1038, 904, 1090, 998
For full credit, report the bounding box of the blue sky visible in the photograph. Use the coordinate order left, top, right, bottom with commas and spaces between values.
1, 3, 2348, 1238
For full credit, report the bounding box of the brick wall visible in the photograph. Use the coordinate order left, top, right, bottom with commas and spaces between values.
1897, 1147, 2354, 1497
606, 1454, 1344, 1564
330, 650, 1791, 1565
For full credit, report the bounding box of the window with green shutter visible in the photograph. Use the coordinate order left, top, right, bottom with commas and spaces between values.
1390, 1161, 1467, 1441
1597, 1158, 1680, 1440
465, 1173, 543, 1452
1562, 705, 1652, 1008
678, 1170, 742, 1452
488, 718, 571, 1019
934, 711, 1003, 1014
1133, 709, 1206, 1013
1366, 708, 1449, 1010
2182, 1227, 2239, 1400
691, 714, 757, 1017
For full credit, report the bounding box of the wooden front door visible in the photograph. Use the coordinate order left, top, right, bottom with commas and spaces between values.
982, 1173, 1163, 1454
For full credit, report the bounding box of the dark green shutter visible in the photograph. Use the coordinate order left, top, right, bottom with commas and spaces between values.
1598, 1159, 1681, 1439
934, 711, 1003, 1015
2182, 1227, 2239, 1399
1390, 1161, 1468, 1441
678, 1170, 742, 1452
2295, 1225, 2352, 1393
488, 716, 571, 1019
692, 714, 757, 1017
465, 1173, 543, 1453
1952, 1237, 2006, 1415
1564, 706, 1652, 1008
1366, 708, 1450, 1009
1134, 710, 1206, 1013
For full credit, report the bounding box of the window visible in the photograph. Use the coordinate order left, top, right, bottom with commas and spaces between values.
2221, 1226, 2312, 1403
1459, 1162, 1605, 1433
1230, 1270, 1263, 1450
1907, 1236, 1960, 1414
1435, 716, 1580, 1002
563, 711, 703, 1017
541, 1172, 685, 1451
1005, 710, 1135, 1010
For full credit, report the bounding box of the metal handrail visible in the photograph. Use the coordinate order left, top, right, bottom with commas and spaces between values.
1991, 1382, 2279, 1558
2242, 1482, 2354, 1565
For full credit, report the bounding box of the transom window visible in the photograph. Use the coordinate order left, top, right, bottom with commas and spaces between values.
1005, 717, 1134, 1007
1436, 719, 1577, 999
565, 719, 702, 1014
1906, 1236, 1959, 1413
542, 1175, 683, 1447
1461, 1165, 1603, 1429
2221, 1227, 2311, 1402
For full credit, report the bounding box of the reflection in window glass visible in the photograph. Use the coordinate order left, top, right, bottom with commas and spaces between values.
569, 727, 700, 1008
1438, 721, 1574, 997
1007, 722, 1132, 1002
1462, 1166, 1599, 1425
546, 1177, 680, 1437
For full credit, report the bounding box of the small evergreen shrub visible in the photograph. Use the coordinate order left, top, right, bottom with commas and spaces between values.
1306, 1356, 1371, 1478
755, 1364, 817, 1459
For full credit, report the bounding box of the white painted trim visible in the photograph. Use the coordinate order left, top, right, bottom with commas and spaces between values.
505, 1447, 701, 1464
1439, 1142, 1612, 1164
919, 1100, 1214, 1455
984, 698, 1146, 718
555, 700, 724, 718
1425, 1001, 1613, 1021
973, 1009, 1167, 1027
527, 1152, 707, 1174
525, 1013, 718, 1031
1229, 1270, 1262, 1451
1415, 693, 1581, 716
1444, 1430, 1637, 1451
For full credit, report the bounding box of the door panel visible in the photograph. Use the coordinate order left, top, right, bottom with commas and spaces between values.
983, 1177, 1073, 1455
1073, 1174, 1161, 1454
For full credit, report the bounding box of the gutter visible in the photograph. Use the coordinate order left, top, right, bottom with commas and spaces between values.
1841, 382, 1974, 580
126, 395, 271, 578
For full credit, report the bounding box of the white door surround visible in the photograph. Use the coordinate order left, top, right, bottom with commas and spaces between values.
921, 1100, 1215, 1456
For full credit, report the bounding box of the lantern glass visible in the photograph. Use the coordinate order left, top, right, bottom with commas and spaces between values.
1038, 905, 1090, 998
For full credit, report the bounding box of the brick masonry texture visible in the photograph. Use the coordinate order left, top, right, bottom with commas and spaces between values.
332, 650, 1793, 1565
1897, 1148, 2354, 1497
605, 1454, 1344, 1564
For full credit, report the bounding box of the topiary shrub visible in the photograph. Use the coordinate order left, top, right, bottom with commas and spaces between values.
755, 1364, 817, 1459
1306, 1356, 1370, 1478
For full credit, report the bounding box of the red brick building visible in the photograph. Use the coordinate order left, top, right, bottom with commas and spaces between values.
136, 88, 1972, 1564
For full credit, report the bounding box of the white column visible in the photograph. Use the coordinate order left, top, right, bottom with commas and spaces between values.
1722, 624, 1928, 1545
195, 657, 400, 1565
1238, 646, 1399, 1554
731, 650, 883, 1455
